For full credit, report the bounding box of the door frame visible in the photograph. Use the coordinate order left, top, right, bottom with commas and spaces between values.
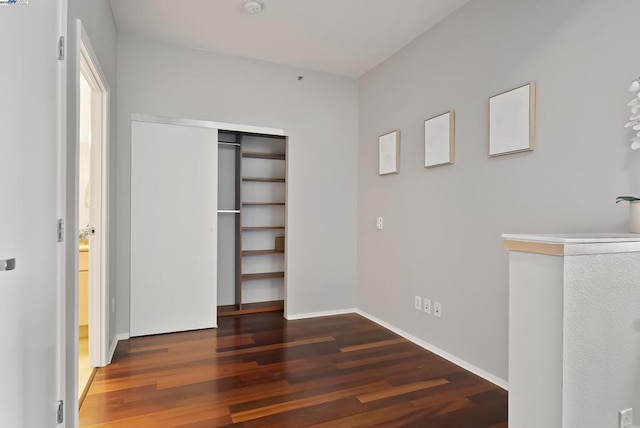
57, 12, 112, 425
78, 22, 110, 368
59, 19, 111, 425
56, 0, 69, 425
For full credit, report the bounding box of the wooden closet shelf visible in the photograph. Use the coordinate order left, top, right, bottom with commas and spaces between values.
242, 202, 285, 206
242, 152, 286, 160
242, 177, 286, 183
242, 226, 285, 231
217, 300, 284, 316
242, 272, 285, 281
242, 249, 284, 256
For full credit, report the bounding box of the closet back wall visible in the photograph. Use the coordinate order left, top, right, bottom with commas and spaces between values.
116, 35, 358, 335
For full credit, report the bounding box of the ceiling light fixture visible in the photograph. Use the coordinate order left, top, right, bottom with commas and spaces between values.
244, 0, 264, 14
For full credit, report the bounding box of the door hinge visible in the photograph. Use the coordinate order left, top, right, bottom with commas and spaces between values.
56, 400, 63, 424
57, 219, 64, 243
58, 36, 64, 60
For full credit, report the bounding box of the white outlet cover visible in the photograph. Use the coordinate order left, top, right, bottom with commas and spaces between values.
434, 301, 442, 318
414, 296, 421, 310
423, 298, 431, 314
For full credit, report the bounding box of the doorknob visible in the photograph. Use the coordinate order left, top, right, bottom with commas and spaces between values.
0, 258, 15, 272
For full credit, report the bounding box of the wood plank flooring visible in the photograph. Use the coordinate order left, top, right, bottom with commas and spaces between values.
80, 312, 507, 427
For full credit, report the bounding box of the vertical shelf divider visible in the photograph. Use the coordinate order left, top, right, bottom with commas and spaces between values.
235, 133, 243, 311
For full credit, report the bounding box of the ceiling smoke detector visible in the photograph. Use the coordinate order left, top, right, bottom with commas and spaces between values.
244, 0, 264, 14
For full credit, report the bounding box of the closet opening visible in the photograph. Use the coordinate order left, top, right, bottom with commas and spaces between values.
130, 116, 288, 337
217, 130, 287, 316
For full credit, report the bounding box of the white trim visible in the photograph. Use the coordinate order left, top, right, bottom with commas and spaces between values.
284, 308, 357, 321
78, 20, 111, 368
503, 233, 640, 256
107, 333, 132, 363
132, 113, 288, 136
56, 0, 68, 426
356, 309, 509, 391
502, 232, 640, 244
107, 337, 118, 363
116, 332, 130, 341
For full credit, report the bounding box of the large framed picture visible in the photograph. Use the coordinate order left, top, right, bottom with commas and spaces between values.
379, 130, 400, 175
424, 111, 455, 168
489, 83, 535, 156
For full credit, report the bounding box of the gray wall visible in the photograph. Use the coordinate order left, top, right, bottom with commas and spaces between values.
66, 1, 118, 423
358, 0, 640, 382
116, 36, 359, 334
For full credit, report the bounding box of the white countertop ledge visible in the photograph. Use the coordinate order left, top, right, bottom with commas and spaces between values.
502, 233, 640, 256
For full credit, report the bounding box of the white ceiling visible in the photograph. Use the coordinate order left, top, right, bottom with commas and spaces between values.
108, 0, 470, 77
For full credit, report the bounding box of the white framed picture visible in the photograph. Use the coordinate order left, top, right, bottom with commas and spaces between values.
489, 83, 535, 156
379, 130, 400, 175
425, 111, 455, 168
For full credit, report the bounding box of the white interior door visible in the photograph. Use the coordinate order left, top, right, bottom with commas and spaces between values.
131, 121, 218, 337
0, 1, 61, 427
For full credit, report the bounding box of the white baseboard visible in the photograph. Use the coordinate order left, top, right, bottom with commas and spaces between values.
285, 308, 357, 321
107, 333, 130, 364
108, 338, 117, 363
116, 332, 130, 341
356, 309, 509, 391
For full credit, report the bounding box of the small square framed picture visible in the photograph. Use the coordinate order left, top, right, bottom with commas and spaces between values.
489, 83, 535, 156
424, 111, 455, 168
379, 130, 400, 175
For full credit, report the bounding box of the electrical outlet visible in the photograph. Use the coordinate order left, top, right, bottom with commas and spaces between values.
376, 217, 384, 230
434, 301, 442, 318
423, 298, 431, 314
620, 408, 633, 428
414, 296, 421, 311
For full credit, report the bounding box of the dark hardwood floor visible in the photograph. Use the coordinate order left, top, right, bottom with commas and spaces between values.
79, 312, 507, 427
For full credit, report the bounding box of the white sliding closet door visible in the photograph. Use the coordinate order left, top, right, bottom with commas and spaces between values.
131, 121, 218, 337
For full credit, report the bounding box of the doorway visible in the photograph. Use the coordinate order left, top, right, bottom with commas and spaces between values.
76, 25, 110, 407
77, 70, 93, 403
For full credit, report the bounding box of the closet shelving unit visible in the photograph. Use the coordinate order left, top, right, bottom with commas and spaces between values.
218, 131, 286, 316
